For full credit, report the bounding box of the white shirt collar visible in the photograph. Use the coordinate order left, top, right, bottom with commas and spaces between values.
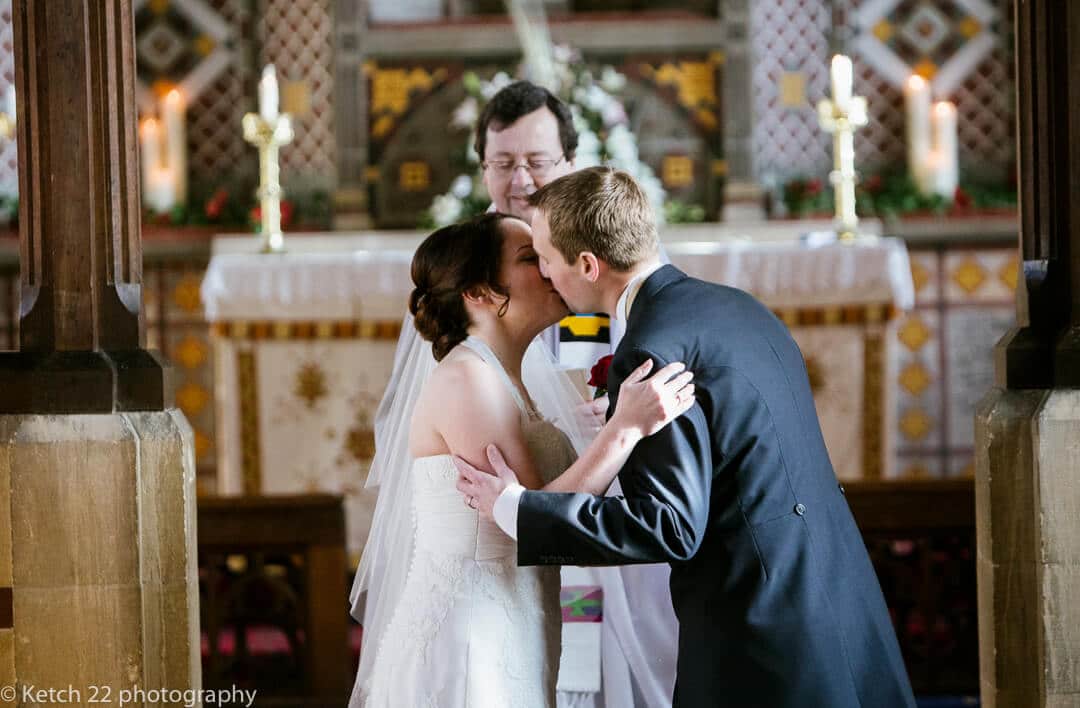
612, 262, 664, 324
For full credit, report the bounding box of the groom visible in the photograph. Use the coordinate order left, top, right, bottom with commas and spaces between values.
456, 167, 916, 707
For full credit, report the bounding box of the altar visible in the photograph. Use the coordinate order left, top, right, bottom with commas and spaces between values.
201, 222, 914, 560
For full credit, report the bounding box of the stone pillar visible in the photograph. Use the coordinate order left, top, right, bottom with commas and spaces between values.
0, 1, 200, 703
975, 2, 1080, 706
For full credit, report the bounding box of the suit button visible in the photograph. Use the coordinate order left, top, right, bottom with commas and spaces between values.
794, 503, 806, 515
838, 483, 846, 495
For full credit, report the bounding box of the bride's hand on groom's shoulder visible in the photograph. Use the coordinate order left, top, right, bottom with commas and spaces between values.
610, 359, 696, 440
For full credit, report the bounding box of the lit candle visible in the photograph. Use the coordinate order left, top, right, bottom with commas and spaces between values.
139, 117, 162, 198
830, 54, 853, 112
258, 64, 279, 124
162, 89, 187, 205
904, 75, 932, 193
145, 166, 176, 213
930, 101, 959, 200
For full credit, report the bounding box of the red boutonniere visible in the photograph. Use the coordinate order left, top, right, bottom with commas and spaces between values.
588, 354, 614, 399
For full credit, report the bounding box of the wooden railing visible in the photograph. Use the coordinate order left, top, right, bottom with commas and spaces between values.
198, 494, 351, 707
845, 478, 978, 698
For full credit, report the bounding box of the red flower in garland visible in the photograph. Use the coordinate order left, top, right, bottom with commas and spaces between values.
204, 188, 228, 220
588, 354, 614, 398
250, 200, 295, 229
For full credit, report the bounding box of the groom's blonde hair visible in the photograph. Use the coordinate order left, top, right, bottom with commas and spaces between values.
528, 167, 658, 271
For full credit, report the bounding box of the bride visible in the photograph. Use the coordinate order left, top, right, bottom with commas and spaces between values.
349, 213, 695, 707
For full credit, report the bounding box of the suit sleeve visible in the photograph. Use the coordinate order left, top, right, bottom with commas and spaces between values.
517, 348, 713, 566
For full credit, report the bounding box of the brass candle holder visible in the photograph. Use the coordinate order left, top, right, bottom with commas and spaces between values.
817, 92, 869, 242
242, 111, 294, 253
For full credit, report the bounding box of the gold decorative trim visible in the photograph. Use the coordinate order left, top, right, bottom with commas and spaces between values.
772, 303, 898, 327
237, 349, 261, 495
861, 332, 885, 479
211, 319, 403, 341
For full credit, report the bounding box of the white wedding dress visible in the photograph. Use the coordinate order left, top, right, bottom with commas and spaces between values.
356, 337, 578, 708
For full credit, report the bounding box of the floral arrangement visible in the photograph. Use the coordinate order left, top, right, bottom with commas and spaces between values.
422, 46, 681, 228
779, 170, 1017, 220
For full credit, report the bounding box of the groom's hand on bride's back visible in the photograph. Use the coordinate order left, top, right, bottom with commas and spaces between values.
454, 444, 519, 521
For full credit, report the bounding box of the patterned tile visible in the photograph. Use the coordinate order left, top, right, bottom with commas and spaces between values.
258, 0, 336, 187
840, 0, 1015, 178
943, 248, 1016, 303
943, 305, 1014, 449
750, 0, 832, 181
894, 308, 943, 451
908, 248, 941, 307
184, 0, 251, 187
164, 323, 216, 465
162, 263, 209, 323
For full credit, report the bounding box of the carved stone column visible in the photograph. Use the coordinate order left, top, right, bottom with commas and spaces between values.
975, 2, 1080, 705
0, 1, 200, 699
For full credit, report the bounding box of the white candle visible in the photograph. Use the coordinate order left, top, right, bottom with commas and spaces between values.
145, 166, 176, 213
830, 54, 853, 112
162, 89, 187, 205
139, 117, 162, 198
931, 100, 959, 200
904, 75, 932, 193
259, 64, 279, 124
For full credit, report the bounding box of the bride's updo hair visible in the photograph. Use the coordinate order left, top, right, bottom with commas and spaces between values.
410, 213, 515, 361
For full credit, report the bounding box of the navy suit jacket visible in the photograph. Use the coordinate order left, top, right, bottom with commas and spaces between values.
517, 266, 915, 708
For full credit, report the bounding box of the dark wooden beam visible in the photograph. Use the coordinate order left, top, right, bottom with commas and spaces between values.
0, 0, 170, 413
997, 0, 1080, 388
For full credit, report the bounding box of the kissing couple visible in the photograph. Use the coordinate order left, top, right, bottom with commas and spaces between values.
351, 167, 915, 708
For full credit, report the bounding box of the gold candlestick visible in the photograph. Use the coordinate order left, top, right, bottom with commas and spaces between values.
242, 111, 294, 253
817, 87, 869, 242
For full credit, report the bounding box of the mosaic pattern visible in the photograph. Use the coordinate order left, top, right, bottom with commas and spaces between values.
752, 0, 1014, 181
184, 0, 251, 185
258, 0, 337, 186
894, 244, 1016, 478
132, 0, 236, 112
844, 0, 1015, 177
749, 0, 832, 181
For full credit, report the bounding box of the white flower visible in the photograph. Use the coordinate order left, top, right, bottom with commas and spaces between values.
553, 44, 576, 65
583, 85, 611, 114
576, 129, 601, 157
450, 175, 473, 199
605, 124, 639, 163
601, 101, 628, 127
600, 66, 627, 93
452, 97, 478, 129
481, 72, 513, 100
431, 194, 463, 226
574, 151, 601, 169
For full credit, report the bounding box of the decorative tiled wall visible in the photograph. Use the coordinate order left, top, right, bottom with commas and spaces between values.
894, 242, 1016, 478
0, 0, 337, 198
751, 0, 1015, 182
258, 0, 337, 189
